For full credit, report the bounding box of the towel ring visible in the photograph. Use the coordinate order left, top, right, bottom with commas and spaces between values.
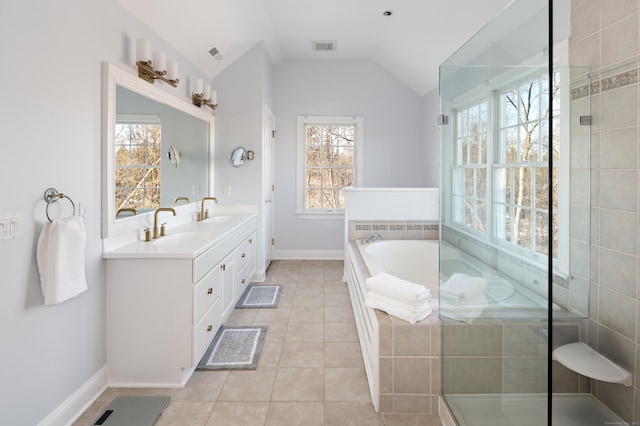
44, 188, 76, 222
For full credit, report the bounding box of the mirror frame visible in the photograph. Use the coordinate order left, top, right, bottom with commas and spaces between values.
101, 62, 215, 238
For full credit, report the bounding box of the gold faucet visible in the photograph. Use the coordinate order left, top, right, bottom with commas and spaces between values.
174, 196, 189, 204
116, 207, 137, 217
199, 197, 218, 221
153, 208, 176, 239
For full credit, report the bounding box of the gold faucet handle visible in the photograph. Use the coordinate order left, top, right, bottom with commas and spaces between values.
144, 228, 151, 242
160, 223, 167, 237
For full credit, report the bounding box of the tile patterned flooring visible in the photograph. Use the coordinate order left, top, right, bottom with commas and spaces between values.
74, 260, 442, 425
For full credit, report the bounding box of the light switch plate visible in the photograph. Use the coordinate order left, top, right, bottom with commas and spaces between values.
0, 214, 19, 241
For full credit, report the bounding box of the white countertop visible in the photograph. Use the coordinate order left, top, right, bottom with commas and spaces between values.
103, 212, 256, 259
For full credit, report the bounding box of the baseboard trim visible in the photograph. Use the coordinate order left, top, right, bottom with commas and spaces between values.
38, 365, 108, 426
274, 249, 344, 260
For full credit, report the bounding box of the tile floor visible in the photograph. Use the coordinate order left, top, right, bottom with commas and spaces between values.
74, 260, 442, 425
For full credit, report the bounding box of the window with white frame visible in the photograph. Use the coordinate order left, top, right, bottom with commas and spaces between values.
114, 114, 162, 214
296, 116, 363, 217
449, 70, 562, 265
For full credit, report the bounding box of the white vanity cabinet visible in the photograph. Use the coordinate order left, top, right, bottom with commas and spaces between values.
105, 216, 257, 387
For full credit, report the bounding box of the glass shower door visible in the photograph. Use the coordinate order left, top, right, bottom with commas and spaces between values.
438, 1, 589, 424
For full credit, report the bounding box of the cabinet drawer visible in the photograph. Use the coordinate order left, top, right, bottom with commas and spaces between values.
193, 234, 236, 282
192, 299, 221, 366
193, 266, 219, 324
237, 218, 256, 242
235, 241, 248, 273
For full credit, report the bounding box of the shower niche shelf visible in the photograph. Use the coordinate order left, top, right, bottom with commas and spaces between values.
553, 342, 632, 386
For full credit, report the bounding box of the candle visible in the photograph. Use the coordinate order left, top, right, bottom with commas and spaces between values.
167, 61, 178, 80
153, 50, 166, 72
136, 39, 151, 63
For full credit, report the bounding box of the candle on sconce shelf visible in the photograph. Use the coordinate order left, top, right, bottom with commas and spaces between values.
203, 85, 211, 101
136, 39, 151, 63
153, 51, 166, 72
193, 78, 204, 95
211, 90, 218, 105
167, 61, 178, 81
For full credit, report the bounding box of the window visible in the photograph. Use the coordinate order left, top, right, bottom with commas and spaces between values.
449, 70, 562, 266
452, 101, 489, 233
494, 72, 560, 260
114, 114, 162, 214
296, 116, 363, 217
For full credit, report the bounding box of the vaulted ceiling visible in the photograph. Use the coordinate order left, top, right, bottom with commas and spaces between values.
117, 0, 512, 96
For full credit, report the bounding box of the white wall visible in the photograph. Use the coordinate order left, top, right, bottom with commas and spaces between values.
422, 87, 441, 187
0, 1, 212, 424
273, 59, 430, 254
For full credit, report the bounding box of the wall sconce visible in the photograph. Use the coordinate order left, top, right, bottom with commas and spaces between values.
136, 39, 179, 87
192, 78, 218, 110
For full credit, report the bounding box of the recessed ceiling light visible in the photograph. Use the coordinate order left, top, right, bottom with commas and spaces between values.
383, 11, 393, 16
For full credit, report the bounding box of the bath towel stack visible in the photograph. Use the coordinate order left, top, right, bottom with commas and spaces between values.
364, 272, 432, 324
439, 273, 488, 323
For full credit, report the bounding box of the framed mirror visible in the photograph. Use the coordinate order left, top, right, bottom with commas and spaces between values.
102, 63, 215, 238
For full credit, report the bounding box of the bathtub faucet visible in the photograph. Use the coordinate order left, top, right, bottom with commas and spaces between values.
360, 233, 382, 244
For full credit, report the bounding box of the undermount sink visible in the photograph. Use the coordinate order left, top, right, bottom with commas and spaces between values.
203, 215, 234, 224
152, 231, 213, 247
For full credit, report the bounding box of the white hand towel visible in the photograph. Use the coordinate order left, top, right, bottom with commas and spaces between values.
365, 272, 431, 306
37, 216, 88, 305
366, 291, 431, 314
365, 294, 432, 324
440, 273, 487, 302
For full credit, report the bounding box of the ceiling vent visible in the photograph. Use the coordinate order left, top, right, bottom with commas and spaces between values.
208, 47, 223, 61
312, 40, 337, 52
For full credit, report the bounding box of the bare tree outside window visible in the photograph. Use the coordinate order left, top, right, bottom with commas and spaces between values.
304, 123, 356, 210
451, 71, 560, 261
114, 122, 162, 213
495, 71, 560, 259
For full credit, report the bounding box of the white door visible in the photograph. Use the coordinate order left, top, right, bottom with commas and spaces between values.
263, 108, 275, 271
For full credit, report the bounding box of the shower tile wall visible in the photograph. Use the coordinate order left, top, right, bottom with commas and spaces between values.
571, 0, 639, 422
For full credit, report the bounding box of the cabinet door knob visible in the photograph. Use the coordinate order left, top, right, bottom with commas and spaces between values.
221, 264, 226, 271
249, 239, 252, 244
241, 253, 246, 258
241, 279, 246, 284
207, 325, 213, 332
207, 288, 213, 295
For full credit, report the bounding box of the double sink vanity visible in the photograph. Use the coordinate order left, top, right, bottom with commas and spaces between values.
103, 207, 257, 387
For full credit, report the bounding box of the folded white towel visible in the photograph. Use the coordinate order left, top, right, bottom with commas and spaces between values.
439, 293, 488, 323
365, 272, 431, 306
440, 273, 487, 302
37, 217, 88, 305
366, 291, 431, 314
365, 294, 432, 324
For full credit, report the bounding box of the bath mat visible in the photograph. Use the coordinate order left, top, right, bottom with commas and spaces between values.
196, 325, 268, 370
236, 285, 281, 309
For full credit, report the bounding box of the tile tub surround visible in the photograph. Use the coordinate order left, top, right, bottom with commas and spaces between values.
73, 260, 442, 426
346, 239, 442, 415
349, 220, 440, 242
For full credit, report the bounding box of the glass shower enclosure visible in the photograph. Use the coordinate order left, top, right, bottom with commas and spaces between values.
438, 0, 596, 424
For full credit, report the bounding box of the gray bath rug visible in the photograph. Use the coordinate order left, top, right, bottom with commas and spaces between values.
196, 325, 268, 370
236, 285, 282, 309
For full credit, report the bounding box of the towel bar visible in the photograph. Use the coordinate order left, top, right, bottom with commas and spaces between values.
44, 188, 76, 222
